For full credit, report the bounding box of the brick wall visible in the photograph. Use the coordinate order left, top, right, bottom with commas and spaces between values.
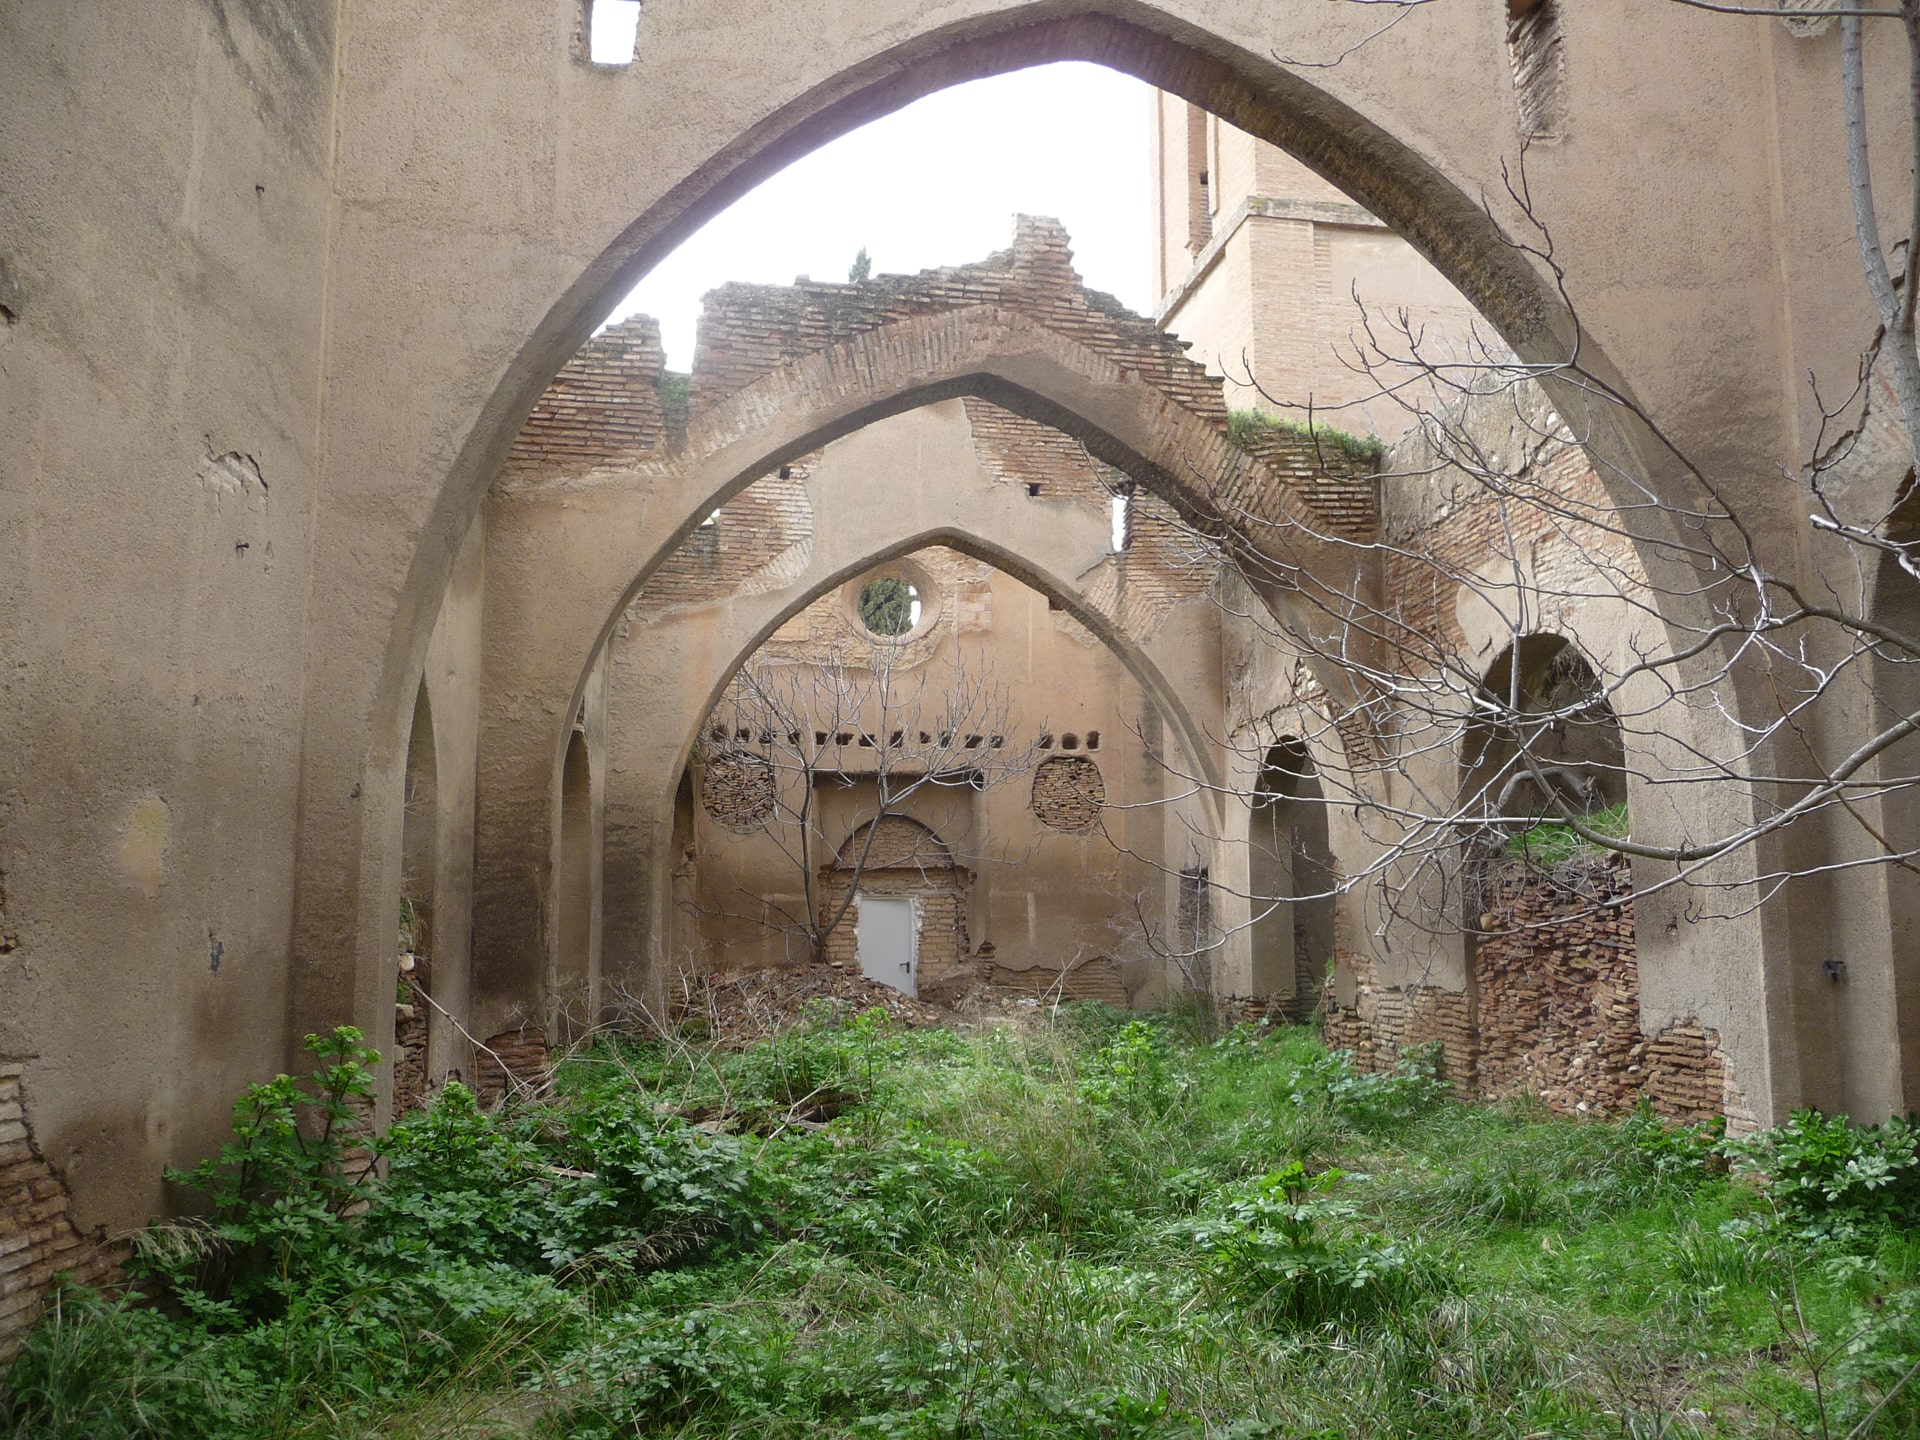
501, 315, 671, 481
0, 1061, 123, 1358
684, 217, 1376, 545
1031, 756, 1106, 831
989, 957, 1130, 1006
1324, 854, 1736, 1124
392, 1004, 429, 1115
700, 753, 777, 831
474, 1029, 553, 1112
817, 816, 971, 991
1378, 390, 1642, 667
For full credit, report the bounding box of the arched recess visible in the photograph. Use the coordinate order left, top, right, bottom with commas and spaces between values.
593, 525, 1227, 1015
317, 1, 1772, 1117
472, 392, 1232, 1035
822, 817, 967, 998
396, 683, 438, 1112
554, 726, 595, 1043
401, 683, 438, 963
1248, 737, 1336, 1016
1461, 634, 1628, 825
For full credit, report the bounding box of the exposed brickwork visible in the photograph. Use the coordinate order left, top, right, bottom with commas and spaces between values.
392, 1001, 429, 1115
1031, 756, 1106, 831
700, 753, 776, 831
1380, 392, 1643, 670
989, 957, 1129, 1005
0, 1061, 124, 1358
1323, 949, 1476, 1085
962, 397, 1113, 508
474, 1029, 553, 1111
817, 817, 971, 991
501, 316, 670, 481
685, 217, 1376, 547
1325, 855, 1734, 1123
630, 459, 816, 614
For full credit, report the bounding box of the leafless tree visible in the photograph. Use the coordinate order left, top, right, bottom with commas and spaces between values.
691, 634, 1049, 967
1114, 3, 1920, 971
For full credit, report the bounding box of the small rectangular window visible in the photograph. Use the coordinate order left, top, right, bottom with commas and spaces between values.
588, 0, 641, 64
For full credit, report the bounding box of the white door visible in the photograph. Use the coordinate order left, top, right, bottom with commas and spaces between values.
855, 895, 918, 997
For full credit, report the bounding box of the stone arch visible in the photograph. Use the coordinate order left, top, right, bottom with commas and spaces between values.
591, 512, 1230, 1013
1461, 632, 1628, 823
474, 386, 1240, 1034
1247, 737, 1336, 1015
307, 1, 1781, 1116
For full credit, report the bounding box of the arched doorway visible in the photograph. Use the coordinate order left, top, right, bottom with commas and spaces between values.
822, 816, 967, 999
1250, 737, 1336, 1018
1462, 634, 1628, 830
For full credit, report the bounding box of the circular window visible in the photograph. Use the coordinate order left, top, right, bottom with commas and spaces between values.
701, 754, 775, 832
1031, 756, 1105, 832
857, 576, 922, 637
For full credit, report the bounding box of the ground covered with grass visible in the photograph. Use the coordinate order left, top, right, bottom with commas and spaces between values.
6, 1006, 1920, 1439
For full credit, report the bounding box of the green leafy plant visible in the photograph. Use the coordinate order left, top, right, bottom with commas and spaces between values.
1289, 1043, 1447, 1132
137, 1026, 379, 1319
1505, 800, 1630, 863
1186, 1161, 1432, 1325
1731, 1108, 1920, 1238
1076, 1019, 1176, 1116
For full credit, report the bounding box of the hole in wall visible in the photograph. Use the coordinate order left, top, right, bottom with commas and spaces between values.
1507, 0, 1565, 139
858, 576, 921, 636
588, 0, 641, 64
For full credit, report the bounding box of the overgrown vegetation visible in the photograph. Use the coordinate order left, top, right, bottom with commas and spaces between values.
1505, 799, 1631, 864
1227, 407, 1385, 465
7, 1010, 1920, 1438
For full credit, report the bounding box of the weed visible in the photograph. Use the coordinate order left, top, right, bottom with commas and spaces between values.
10, 1014, 1920, 1439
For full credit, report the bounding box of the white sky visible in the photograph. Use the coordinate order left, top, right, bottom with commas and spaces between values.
607, 62, 1156, 370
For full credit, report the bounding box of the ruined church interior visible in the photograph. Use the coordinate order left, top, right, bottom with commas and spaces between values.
6, 1, 1920, 1425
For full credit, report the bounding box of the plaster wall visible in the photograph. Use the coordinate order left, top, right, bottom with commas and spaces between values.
0, 2, 336, 1237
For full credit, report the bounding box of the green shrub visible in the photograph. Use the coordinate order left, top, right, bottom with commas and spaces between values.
1731, 1108, 1920, 1238
1288, 1044, 1448, 1133
1185, 1161, 1435, 1325
136, 1026, 380, 1322
1076, 1019, 1178, 1117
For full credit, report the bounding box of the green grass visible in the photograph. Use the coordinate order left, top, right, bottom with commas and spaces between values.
1505, 799, 1631, 864
1227, 408, 1385, 465
6, 1008, 1920, 1439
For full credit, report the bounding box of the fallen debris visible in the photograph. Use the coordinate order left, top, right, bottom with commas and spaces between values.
663, 962, 950, 1044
